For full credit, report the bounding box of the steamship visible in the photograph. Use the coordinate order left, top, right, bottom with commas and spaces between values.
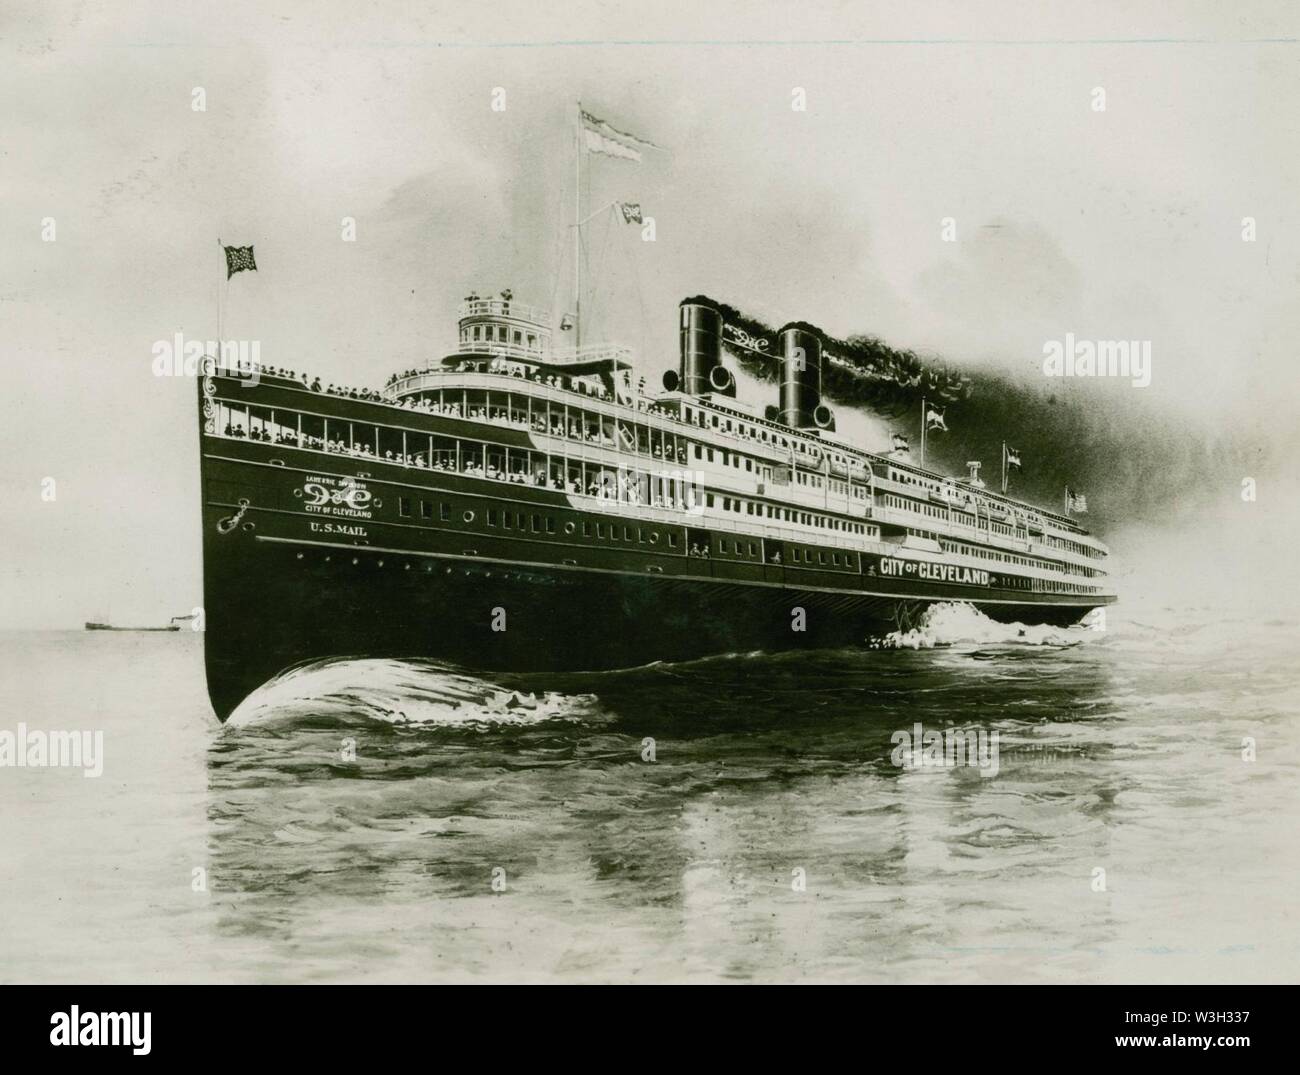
197, 294, 1115, 721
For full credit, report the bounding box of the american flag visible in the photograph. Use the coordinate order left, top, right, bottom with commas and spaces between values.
223, 244, 257, 279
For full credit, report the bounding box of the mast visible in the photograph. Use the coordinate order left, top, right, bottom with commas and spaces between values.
919, 395, 927, 467
574, 101, 582, 351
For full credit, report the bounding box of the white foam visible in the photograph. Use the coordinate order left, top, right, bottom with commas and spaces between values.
226, 657, 600, 728
873, 601, 1097, 649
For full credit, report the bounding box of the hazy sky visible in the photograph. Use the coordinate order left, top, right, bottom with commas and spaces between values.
2, 2, 1298, 626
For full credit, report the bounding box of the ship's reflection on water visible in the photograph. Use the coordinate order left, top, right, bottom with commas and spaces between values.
203, 608, 1187, 982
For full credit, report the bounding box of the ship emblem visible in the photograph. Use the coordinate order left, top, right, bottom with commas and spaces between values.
302, 480, 372, 510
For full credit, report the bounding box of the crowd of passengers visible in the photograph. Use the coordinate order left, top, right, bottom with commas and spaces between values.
224, 411, 688, 462
220, 422, 688, 507
236, 361, 670, 421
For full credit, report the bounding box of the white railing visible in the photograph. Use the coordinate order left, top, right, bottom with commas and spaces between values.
452, 341, 547, 361
458, 297, 551, 325
547, 343, 633, 367
441, 340, 632, 368
383, 371, 667, 426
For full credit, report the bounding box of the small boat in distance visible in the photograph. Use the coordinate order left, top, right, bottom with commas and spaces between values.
84, 614, 195, 632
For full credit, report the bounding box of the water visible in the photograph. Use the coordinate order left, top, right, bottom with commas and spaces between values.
1, 602, 1297, 983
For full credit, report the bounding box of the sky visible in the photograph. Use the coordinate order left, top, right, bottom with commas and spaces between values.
2, 1, 1298, 626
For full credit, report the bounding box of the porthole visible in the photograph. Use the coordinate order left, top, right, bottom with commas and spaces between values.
564, 521, 576, 534
463, 510, 475, 523
649, 531, 659, 544
292, 488, 303, 498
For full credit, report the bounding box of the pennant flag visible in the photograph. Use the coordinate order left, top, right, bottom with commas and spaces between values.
1067, 488, 1089, 513
1006, 446, 1022, 470
618, 202, 643, 224
926, 407, 948, 431
891, 432, 910, 452
223, 244, 257, 279
581, 109, 660, 162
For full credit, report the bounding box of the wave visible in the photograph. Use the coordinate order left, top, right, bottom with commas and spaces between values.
873, 601, 1105, 650
225, 657, 604, 729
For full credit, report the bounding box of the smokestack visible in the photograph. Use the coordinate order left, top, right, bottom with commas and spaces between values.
778, 322, 833, 430
664, 298, 734, 397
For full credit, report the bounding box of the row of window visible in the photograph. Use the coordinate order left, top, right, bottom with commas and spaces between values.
1039, 533, 1101, 559
387, 497, 850, 567
882, 494, 1102, 573
678, 403, 860, 477
880, 493, 967, 523
460, 323, 541, 350
367, 494, 1101, 595
215, 400, 879, 539
885, 467, 1100, 558
939, 538, 1102, 580
701, 494, 877, 538
688, 442, 867, 503
1027, 579, 1101, 595
215, 400, 702, 510
404, 386, 687, 461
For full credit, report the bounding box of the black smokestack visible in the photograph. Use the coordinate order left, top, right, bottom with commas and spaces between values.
778, 322, 832, 429
673, 298, 733, 397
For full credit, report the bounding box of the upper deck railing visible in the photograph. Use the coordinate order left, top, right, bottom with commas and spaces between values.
445, 341, 633, 367
548, 343, 633, 367
451, 341, 546, 362
457, 297, 552, 326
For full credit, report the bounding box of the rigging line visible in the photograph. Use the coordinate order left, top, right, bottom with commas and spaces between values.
547, 159, 568, 316
624, 211, 650, 376
589, 204, 613, 339
583, 204, 606, 341
596, 202, 617, 340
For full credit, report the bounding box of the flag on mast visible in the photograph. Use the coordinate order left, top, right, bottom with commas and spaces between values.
1005, 446, 1022, 470
580, 109, 660, 162
891, 432, 910, 453
926, 406, 948, 431
618, 202, 644, 224
1067, 488, 1088, 513
222, 244, 257, 279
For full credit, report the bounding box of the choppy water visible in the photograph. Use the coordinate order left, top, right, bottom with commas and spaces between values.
1, 601, 1297, 983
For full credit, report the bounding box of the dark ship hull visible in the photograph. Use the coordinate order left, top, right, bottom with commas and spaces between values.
199, 436, 1105, 722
